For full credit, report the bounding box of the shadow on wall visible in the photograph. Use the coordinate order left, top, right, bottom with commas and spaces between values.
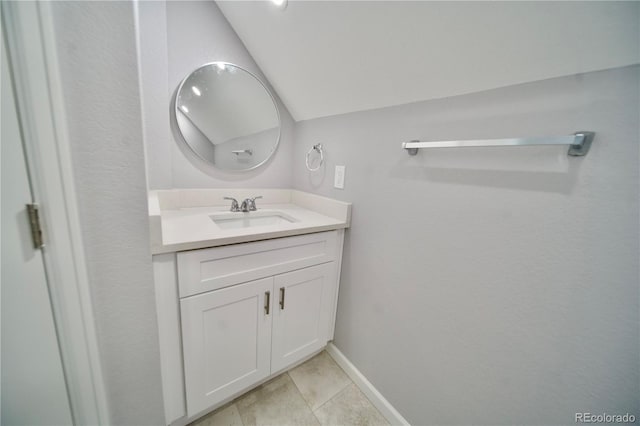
390, 145, 585, 194
305, 147, 328, 190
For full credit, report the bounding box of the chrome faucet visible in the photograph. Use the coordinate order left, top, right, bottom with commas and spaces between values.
223, 197, 240, 212
240, 196, 262, 212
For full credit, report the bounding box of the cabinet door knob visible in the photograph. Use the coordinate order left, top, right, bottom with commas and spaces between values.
279, 287, 285, 310
264, 291, 271, 315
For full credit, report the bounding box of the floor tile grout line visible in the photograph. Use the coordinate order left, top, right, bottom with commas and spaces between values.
234, 402, 246, 426
311, 380, 353, 414
207, 352, 361, 426
234, 373, 292, 426
233, 389, 250, 426
288, 352, 354, 414
286, 371, 318, 416
288, 371, 339, 426
310, 403, 323, 425
315, 383, 391, 426
237, 372, 313, 426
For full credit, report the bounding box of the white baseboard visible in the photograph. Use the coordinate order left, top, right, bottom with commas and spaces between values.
326, 343, 410, 426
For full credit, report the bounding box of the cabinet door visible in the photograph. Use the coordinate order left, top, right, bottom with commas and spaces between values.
181, 277, 274, 417
271, 262, 336, 372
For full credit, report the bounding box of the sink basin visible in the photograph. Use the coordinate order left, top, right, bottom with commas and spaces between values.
210, 211, 298, 230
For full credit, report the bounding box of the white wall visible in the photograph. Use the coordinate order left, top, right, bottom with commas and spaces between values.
219, 1, 640, 121
292, 66, 640, 424
47, 3, 295, 423
138, 1, 294, 190
51, 2, 165, 424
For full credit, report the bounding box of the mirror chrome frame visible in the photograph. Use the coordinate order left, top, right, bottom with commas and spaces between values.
173, 61, 281, 172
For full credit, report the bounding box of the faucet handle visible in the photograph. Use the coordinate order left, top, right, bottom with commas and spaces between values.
249, 196, 262, 211
223, 197, 240, 212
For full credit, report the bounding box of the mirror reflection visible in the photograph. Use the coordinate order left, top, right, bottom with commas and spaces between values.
175, 62, 280, 171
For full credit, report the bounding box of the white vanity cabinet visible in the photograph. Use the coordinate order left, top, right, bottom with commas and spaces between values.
180, 277, 274, 416
271, 262, 336, 372
153, 229, 345, 424
180, 262, 337, 416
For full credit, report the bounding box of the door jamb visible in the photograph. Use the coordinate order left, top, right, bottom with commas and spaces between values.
1, 2, 110, 424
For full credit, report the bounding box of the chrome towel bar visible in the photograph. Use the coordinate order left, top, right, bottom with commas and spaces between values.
403, 131, 595, 157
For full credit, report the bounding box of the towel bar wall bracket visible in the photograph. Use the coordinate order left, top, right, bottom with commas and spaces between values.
403, 131, 595, 157
567, 131, 594, 157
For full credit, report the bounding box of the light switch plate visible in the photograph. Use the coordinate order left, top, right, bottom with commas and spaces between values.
334, 165, 345, 189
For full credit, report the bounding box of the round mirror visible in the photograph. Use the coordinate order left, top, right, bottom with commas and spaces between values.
174, 62, 280, 171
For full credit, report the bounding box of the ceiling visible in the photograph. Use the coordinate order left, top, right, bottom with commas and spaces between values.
217, 1, 640, 122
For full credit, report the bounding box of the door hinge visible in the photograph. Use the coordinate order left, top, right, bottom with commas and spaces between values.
26, 203, 44, 249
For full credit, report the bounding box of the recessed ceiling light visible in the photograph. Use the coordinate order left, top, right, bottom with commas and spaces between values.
191, 86, 201, 96
271, 0, 287, 10
180, 105, 189, 113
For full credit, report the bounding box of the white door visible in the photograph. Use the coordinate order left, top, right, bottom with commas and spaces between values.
1, 31, 73, 425
271, 262, 336, 373
181, 277, 274, 417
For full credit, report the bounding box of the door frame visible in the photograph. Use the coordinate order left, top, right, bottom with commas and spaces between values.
2, 2, 110, 424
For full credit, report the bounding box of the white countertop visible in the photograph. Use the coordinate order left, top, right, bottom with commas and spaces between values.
149, 189, 351, 254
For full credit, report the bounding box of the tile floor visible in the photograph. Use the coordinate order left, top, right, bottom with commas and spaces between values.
190, 351, 389, 426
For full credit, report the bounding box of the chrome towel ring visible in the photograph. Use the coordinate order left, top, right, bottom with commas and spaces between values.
305, 143, 324, 171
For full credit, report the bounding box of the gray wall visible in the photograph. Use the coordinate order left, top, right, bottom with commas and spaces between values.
293, 66, 640, 424
51, 2, 164, 425
138, 0, 294, 190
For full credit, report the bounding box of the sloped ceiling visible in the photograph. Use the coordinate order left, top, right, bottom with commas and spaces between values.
217, 1, 640, 122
